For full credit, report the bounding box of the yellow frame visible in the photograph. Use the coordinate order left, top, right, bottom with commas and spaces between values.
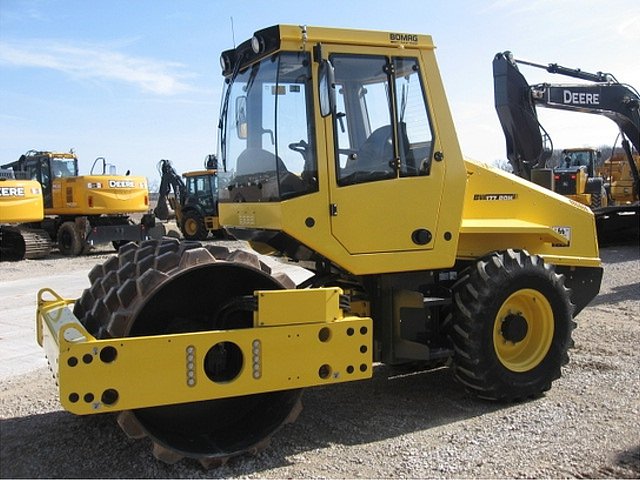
37, 288, 372, 415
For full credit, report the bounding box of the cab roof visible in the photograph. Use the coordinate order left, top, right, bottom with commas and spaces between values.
220, 24, 434, 76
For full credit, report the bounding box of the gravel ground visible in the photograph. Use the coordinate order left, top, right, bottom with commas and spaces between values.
1, 237, 638, 478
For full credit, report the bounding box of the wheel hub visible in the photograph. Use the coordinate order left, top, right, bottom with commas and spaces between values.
501, 313, 528, 343
493, 288, 555, 373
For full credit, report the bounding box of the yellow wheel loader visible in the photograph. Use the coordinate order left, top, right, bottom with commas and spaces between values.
37, 25, 603, 467
0, 170, 51, 260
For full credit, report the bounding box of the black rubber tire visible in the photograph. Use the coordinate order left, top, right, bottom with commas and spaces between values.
449, 249, 575, 401
181, 211, 208, 240
73, 238, 301, 467
590, 186, 607, 210
57, 221, 84, 256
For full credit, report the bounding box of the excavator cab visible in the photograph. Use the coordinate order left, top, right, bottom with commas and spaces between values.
3, 151, 78, 208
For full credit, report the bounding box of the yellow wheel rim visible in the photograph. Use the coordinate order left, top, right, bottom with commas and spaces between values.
184, 218, 197, 236
493, 288, 554, 372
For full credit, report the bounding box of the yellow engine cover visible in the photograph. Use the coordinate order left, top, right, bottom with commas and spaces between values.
48, 175, 149, 215
458, 158, 600, 267
0, 179, 44, 223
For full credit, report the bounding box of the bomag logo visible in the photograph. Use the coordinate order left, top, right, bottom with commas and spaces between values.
0, 186, 25, 197
389, 33, 419, 44
109, 180, 135, 188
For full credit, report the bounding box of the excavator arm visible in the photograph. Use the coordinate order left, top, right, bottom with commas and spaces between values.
492, 52, 552, 179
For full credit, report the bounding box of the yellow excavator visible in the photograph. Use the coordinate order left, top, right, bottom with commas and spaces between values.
37, 25, 603, 467
2, 151, 164, 255
0, 170, 51, 260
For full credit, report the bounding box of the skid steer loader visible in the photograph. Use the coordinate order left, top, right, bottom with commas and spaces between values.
37, 25, 603, 467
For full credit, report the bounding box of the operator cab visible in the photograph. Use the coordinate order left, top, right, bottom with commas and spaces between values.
219, 48, 318, 203
559, 148, 598, 176
2, 151, 78, 208
216, 25, 463, 269
183, 170, 219, 216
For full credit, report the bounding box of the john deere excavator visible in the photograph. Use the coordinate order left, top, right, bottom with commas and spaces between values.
2, 150, 164, 255
154, 156, 222, 240
493, 51, 640, 238
0, 169, 51, 260
37, 26, 603, 467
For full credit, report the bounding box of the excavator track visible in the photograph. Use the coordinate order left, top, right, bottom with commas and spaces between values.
73, 238, 302, 467
0, 226, 52, 261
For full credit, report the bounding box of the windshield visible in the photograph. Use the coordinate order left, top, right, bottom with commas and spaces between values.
218, 51, 317, 202
51, 157, 77, 178
562, 151, 593, 168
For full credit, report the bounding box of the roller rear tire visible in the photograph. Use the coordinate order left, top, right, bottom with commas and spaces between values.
449, 249, 575, 401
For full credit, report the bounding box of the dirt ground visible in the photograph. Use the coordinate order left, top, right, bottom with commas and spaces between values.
0, 235, 638, 478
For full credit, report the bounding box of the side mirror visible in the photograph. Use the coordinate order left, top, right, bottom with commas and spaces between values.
235, 96, 248, 139
319, 59, 336, 117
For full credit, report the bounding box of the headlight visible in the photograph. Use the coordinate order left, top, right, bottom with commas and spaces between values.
220, 53, 230, 72
251, 35, 265, 54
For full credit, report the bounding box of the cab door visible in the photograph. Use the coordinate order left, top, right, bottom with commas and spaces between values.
325, 50, 446, 254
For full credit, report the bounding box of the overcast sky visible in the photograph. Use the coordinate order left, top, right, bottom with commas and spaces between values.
1, 0, 638, 184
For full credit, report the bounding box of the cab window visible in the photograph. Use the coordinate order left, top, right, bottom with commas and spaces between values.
219, 52, 317, 202
394, 57, 433, 176
331, 54, 434, 186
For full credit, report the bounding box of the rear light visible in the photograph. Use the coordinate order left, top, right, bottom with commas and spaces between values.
88, 195, 93, 208
554, 175, 560, 180
571, 175, 576, 180
144, 195, 149, 206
